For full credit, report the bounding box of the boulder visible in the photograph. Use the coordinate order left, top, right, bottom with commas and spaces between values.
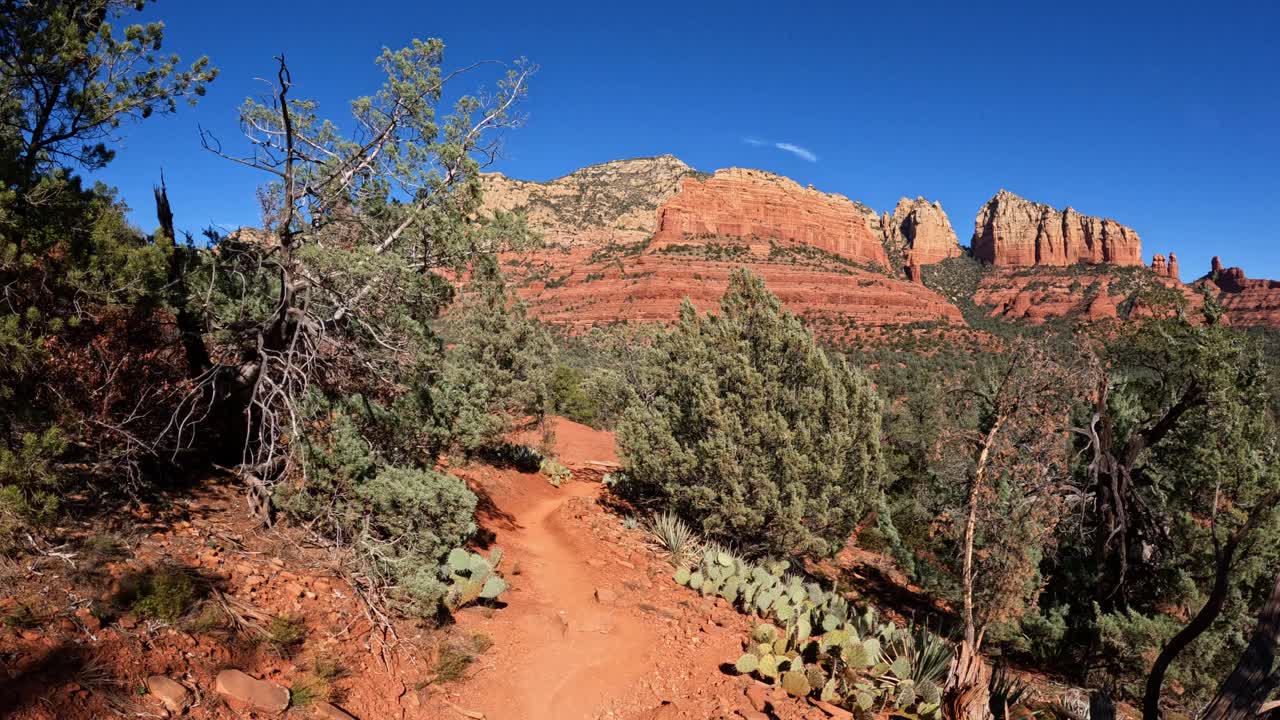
145, 675, 190, 713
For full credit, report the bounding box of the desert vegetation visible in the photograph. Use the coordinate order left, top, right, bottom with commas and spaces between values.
2, 3, 1279, 720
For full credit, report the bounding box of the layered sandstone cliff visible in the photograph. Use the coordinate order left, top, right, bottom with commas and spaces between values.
1150, 252, 1180, 279
1196, 257, 1280, 326
880, 197, 962, 267
652, 168, 890, 269
483, 158, 965, 332
972, 190, 1143, 267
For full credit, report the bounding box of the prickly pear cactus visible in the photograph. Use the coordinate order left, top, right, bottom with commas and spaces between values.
439, 547, 509, 612
781, 670, 811, 697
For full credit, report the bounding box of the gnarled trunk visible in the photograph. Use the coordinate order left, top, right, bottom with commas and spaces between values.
946, 640, 992, 720
1200, 571, 1280, 720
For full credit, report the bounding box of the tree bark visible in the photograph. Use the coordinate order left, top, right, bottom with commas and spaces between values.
1200, 571, 1280, 720
946, 639, 993, 720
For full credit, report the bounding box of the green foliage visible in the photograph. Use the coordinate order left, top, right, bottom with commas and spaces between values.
278, 399, 479, 616
617, 269, 884, 558
0, 427, 67, 529
2, 0, 217, 185
263, 614, 307, 655
131, 569, 196, 622
647, 510, 699, 565
539, 457, 570, 487
438, 547, 508, 611
433, 256, 554, 454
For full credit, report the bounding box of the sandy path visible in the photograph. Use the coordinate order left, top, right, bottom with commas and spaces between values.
445, 476, 660, 719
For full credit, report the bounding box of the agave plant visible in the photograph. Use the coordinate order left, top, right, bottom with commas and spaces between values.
647, 510, 699, 565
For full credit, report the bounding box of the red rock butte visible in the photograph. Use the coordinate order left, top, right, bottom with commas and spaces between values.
1197, 257, 1280, 326
653, 168, 890, 269
973, 189, 1143, 267
881, 197, 962, 267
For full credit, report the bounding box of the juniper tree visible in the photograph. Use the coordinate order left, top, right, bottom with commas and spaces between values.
0, 0, 214, 499
617, 269, 884, 558
187, 40, 536, 515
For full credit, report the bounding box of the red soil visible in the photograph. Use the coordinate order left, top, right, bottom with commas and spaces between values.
0, 418, 831, 719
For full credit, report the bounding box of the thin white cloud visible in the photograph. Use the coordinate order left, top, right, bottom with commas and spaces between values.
741, 136, 818, 162
774, 142, 818, 163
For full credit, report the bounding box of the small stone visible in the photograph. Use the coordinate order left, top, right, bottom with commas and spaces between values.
738, 710, 769, 720
745, 685, 770, 712
117, 615, 138, 630
245, 575, 265, 588
315, 701, 358, 719
808, 697, 854, 718
146, 675, 191, 713
214, 669, 289, 712
74, 608, 101, 631
284, 582, 305, 598
270, 557, 285, 568
594, 587, 618, 604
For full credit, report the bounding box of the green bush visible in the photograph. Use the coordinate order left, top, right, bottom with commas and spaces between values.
0, 427, 69, 528
278, 403, 478, 616
131, 569, 197, 622
617, 269, 884, 558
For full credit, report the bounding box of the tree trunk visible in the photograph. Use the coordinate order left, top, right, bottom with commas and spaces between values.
1144, 492, 1280, 720
154, 180, 212, 378
946, 640, 992, 720
1200, 571, 1280, 720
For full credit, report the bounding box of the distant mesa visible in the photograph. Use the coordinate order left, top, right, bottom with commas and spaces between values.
972, 189, 1142, 267
478, 156, 1280, 333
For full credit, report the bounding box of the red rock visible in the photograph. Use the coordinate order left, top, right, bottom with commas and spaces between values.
653, 168, 890, 269
973, 190, 1142, 267
745, 685, 770, 712
1150, 252, 1180, 279
214, 669, 289, 712
74, 608, 100, 632
315, 701, 357, 719
1195, 258, 1280, 326
881, 197, 962, 266
145, 675, 191, 713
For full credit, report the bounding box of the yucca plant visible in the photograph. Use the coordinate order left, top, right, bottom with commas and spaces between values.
989, 665, 1034, 720
647, 510, 699, 565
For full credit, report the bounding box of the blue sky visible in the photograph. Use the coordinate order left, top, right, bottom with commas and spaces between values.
95, 0, 1280, 281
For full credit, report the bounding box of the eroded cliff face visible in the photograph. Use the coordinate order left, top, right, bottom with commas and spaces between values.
972, 190, 1143, 267
652, 168, 890, 269
483, 158, 964, 332
480, 155, 696, 246
1196, 257, 1280, 326
880, 197, 962, 267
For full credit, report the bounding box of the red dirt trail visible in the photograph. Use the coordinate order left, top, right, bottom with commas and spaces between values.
428, 418, 759, 719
